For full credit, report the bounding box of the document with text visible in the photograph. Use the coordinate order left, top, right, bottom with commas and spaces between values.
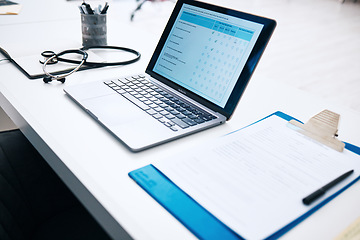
155, 114, 360, 239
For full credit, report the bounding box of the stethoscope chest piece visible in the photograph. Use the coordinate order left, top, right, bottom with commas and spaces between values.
40, 51, 58, 65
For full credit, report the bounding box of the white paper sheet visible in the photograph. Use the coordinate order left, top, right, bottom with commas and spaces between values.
155, 115, 360, 239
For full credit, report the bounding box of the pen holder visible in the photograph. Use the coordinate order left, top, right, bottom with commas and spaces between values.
81, 13, 107, 47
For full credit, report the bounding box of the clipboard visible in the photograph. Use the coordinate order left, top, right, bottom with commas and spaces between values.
128, 111, 360, 240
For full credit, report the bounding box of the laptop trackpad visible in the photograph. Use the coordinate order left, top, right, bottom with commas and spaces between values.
82, 94, 145, 126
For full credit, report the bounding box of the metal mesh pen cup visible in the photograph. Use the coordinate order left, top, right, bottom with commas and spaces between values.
81, 13, 107, 47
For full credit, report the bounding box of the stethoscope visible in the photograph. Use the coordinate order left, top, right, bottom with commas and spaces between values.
40, 45, 141, 83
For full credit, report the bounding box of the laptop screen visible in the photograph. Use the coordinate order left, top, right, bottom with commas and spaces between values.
147, 0, 276, 119
153, 4, 263, 108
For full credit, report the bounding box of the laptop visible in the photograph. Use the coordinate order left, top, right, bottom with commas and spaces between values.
64, 0, 276, 152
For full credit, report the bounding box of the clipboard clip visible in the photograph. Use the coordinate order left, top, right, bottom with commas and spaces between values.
289, 109, 345, 152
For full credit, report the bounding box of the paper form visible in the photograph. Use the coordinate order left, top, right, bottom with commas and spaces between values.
155, 115, 360, 239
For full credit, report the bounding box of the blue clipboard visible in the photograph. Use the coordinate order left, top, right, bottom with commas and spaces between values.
128, 111, 360, 240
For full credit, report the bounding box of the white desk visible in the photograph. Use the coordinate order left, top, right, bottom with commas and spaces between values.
1, 1, 360, 239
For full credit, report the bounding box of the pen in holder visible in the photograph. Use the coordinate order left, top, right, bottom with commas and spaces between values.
81, 12, 107, 47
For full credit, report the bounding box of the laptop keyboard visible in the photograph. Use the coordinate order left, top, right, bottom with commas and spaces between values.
104, 74, 217, 131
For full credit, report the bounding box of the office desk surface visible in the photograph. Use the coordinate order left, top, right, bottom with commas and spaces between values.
1, 1, 360, 239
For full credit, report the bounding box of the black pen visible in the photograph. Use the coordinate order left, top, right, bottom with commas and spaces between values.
78, 5, 85, 14
302, 169, 354, 205
101, 2, 109, 14
82, 2, 94, 14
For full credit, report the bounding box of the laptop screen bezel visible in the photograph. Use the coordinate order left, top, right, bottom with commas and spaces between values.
146, 0, 276, 120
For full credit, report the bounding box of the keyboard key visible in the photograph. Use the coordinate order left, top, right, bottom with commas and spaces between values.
182, 118, 197, 126
122, 93, 150, 111
158, 117, 166, 123
164, 121, 175, 127
149, 96, 158, 101
143, 100, 153, 105
194, 118, 205, 124
104, 80, 113, 85
153, 106, 163, 112
182, 110, 192, 116
153, 113, 163, 119
112, 86, 121, 90
159, 110, 168, 116
188, 113, 198, 119
171, 118, 189, 129
177, 113, 186, 119
113, 80, 125, 87
170, 110, 180, 115
164, 106, 173, 111
176, 107, 186, 112
120, 78, 129, 83
170, 126, 178, 131
158, 103, 168, 108
146, 109, 157, 115
165, 114, 175, 119
149, 103, 158, 108
116, 89, 126, 94
202, 114, 215, 121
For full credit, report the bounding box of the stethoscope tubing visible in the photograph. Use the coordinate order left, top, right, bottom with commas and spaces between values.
40, 45, 141, 83
46, 46, 141, 66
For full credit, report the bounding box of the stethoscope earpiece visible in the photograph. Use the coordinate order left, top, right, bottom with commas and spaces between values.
43, 76, 52, 83
42, 49, 88, 84
43, 76, 66, 83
